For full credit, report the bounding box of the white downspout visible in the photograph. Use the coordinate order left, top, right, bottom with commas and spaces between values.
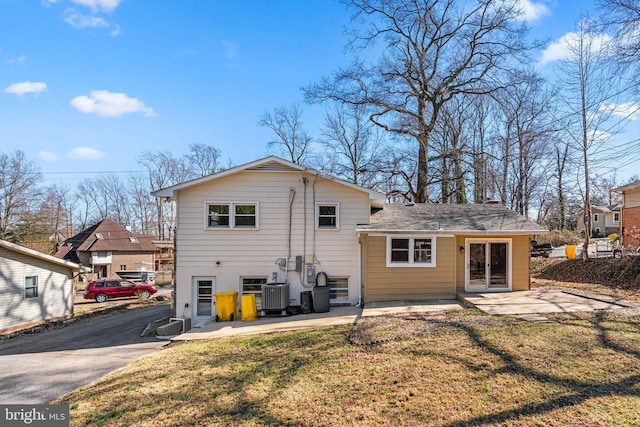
357, 232, 363, 307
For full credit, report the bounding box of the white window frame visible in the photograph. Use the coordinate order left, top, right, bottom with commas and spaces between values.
205, 201, 259, 229
25, 276, 38, 299
327, 276, 349, 302
241, 276, 267, 310
386, 235, 436, 267
593, 213, 599, 223
614, 212, 620, 223
316, 202, 340, 230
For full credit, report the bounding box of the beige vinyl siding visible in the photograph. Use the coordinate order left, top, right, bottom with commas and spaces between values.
174, 170, 370, 318
362, 235, 457, 302
0, 247, 74, 333
454, 235, 530, 292
625, 189, 640, 208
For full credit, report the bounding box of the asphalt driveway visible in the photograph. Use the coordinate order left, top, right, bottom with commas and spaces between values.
0, 303, 171, 404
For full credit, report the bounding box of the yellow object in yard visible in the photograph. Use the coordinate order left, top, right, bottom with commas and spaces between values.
241, 293, 258, 321
214, 291, 238, 322
566, 245, 577, 259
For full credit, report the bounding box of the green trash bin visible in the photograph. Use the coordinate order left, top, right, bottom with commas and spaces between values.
313, 286, 330, 313
214, 291, 238, 321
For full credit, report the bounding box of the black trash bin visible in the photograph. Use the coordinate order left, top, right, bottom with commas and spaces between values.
300, 291, 314, 314
313, 286, 330, 313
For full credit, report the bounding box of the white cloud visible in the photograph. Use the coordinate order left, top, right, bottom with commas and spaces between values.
38, 151, 58, 161
70, 90, 157, 117
110, 23, 122, 37
591, 130, 614, 147
70, 0, 122, 13
5, 55, 26, 64
540, 31, 613, 65
68, 147, 106, 160
599, 102, 640, 121
64, 10, 108, 28
517, 0, 551, 22
223, 41, 238, 59
4, 81, 48, 96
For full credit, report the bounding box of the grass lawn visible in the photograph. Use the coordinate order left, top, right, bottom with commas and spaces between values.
56, 306, 640, 426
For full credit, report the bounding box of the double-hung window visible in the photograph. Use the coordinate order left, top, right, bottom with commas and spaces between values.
327, 276, 349, 302
386, 236, 436, 267
316, 203, 339, 229
242, 277, 267, 310
25, 276, 38, 299
206, 202, 258, 229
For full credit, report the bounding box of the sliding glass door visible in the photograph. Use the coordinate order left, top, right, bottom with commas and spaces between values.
465, 239, 511, 292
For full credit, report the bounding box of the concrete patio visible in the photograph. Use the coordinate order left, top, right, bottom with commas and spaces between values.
168, 289, 623, 342
458, 289, 622, 315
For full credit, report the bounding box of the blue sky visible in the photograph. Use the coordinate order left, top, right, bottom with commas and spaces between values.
2, 0, 636, 186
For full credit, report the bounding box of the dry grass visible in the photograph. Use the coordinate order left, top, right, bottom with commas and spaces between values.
57, 308, 640, 426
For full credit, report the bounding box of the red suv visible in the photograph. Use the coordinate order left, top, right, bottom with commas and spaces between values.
84, 280, 157, 303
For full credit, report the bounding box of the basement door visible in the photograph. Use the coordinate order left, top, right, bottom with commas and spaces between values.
465, 239, 512, 292
193, 277, 215, 326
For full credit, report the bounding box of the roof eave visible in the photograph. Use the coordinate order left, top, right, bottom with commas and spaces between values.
151, 155, 387, 202
614, 180, 640, 192
0, 240, 85, 271
356, 228, 548, 235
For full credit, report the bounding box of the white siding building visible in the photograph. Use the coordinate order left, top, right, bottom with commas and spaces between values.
0, 240, 84, 334
154, 157, 385, 327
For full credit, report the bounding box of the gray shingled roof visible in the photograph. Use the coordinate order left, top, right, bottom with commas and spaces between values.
357, 203, 547, 234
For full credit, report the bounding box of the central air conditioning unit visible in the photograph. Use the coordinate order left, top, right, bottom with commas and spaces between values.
261, 282, 289, 317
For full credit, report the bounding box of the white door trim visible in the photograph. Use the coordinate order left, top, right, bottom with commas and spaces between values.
192, 276, 216, 326
464, 238, 512, 292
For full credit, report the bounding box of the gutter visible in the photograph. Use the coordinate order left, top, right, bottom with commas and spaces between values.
356, 229, 548, 235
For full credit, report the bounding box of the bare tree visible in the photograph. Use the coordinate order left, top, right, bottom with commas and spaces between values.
186, 143, 222, 177
430, 94, 472, 203
590, 173, 624, 205
554, 142, 571, 230
318, 103, 387, 188
491, 70, 555, 216
598, 0, 640, 82
258, 103, 312, 164
555, 16, 627, 259
40, 184, 76, 242
305, 0, 532, 203
128, 174, 155, 234
139, 150, 197, 239
0, 151, 41, 241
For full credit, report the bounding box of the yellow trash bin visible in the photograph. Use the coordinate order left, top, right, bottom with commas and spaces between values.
566, 245, 577, 259
241, 294, 258, 321
214, 291, 238, 322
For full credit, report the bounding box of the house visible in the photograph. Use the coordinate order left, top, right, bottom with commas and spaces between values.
153, 156, 385, 326
153, 156, 546, 328
576, 205, 621, 237
0, 239, 84, 334
55, 219, 158, 282
614, 180, 640, 246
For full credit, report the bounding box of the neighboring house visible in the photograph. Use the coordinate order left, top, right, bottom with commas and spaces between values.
153, 156, 546, 329
55, 219, 158, 282
356, 203, 546, 301
0, 239, 84, 334
615, 180, 640, 246
576, 205, 621, 237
